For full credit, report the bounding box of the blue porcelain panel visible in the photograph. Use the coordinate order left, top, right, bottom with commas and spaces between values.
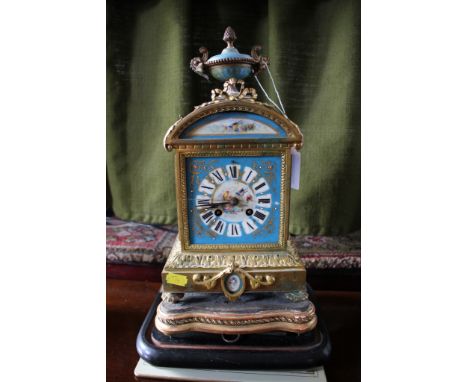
209, 65, 252, 81
186, 155, 282, 246
181, 112, 287, 140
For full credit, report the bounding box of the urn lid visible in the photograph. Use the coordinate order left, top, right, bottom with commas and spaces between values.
190, 27, 269, 82
205, 27, 256, 66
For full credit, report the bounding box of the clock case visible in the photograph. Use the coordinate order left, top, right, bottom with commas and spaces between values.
135, 27, 330, 366
165, 99, 303, 252
162, 98, 306, 297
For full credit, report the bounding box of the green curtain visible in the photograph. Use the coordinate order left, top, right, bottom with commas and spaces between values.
107, 0, 360, 235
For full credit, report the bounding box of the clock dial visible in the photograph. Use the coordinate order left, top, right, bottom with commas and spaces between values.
195, 164, 272, 237
186, 155, 282, 246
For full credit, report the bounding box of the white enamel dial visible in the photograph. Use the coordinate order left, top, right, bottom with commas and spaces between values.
196, 164, 272, 236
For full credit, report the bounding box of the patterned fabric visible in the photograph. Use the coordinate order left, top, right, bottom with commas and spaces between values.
106, 217, 177, 264
106, 217, 360, 269
293, 231, 361, 269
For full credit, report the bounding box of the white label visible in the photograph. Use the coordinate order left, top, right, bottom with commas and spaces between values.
291, 147, 301, 190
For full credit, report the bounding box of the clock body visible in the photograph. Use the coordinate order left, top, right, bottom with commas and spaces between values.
165, 102, 302, 252
162, 99, 305, 296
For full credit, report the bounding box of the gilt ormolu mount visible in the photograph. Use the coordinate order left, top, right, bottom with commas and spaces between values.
136, 27, 330, 369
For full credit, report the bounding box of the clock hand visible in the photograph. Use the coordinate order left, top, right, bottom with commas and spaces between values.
208, 201, 232, 208
197, 198, 240, 209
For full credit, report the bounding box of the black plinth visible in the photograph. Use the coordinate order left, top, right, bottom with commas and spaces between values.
136, 286, 331, 369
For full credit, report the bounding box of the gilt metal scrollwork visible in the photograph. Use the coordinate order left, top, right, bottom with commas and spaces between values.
211, 78, 258, 101
190, 47, 210, 80
251, 45, 270, 74
192, 262, 276, 301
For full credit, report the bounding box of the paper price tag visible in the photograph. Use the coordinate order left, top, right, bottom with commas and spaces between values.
166, 273, 188, 287
291, 147, 301, 190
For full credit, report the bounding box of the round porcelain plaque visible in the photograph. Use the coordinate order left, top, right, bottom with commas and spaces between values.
225, 273, 243, 293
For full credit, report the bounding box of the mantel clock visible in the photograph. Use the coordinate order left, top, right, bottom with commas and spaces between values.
156, 27, 318, 337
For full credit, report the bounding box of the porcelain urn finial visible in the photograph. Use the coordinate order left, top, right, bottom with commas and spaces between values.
190, 26, 269, 82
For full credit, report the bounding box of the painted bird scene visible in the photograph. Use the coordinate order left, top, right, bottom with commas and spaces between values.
224, 120, 256, 133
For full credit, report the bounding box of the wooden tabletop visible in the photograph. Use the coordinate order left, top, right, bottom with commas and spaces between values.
107, 279, 360, 382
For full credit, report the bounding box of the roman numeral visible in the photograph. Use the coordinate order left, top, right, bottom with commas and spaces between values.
253, 210, 266, 221
212, 170, 223, 181
210, 168, 225, 184
242, 167, 257, 183
242, 219, 257, 234
196, 198, 211, 207
253, 178, 269, 194
227, 164, 239, 179
198, 179, 215, 195
201, 211, 214, 223
256, 194, 272, 207
227, 223, 242, 237
252, 209, 269, 224
213, 220, 225, 234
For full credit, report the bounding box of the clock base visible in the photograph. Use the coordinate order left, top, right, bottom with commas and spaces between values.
162, 237, 306, 299
155, 288, 317, 336
136, 286, 331, 369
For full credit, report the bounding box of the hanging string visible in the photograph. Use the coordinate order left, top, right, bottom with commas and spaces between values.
253, 66, 287, 117
265, 65, 287, 116
253, 75, 283, 114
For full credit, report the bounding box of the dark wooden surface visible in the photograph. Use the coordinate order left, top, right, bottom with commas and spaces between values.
107, 279, 360, 382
